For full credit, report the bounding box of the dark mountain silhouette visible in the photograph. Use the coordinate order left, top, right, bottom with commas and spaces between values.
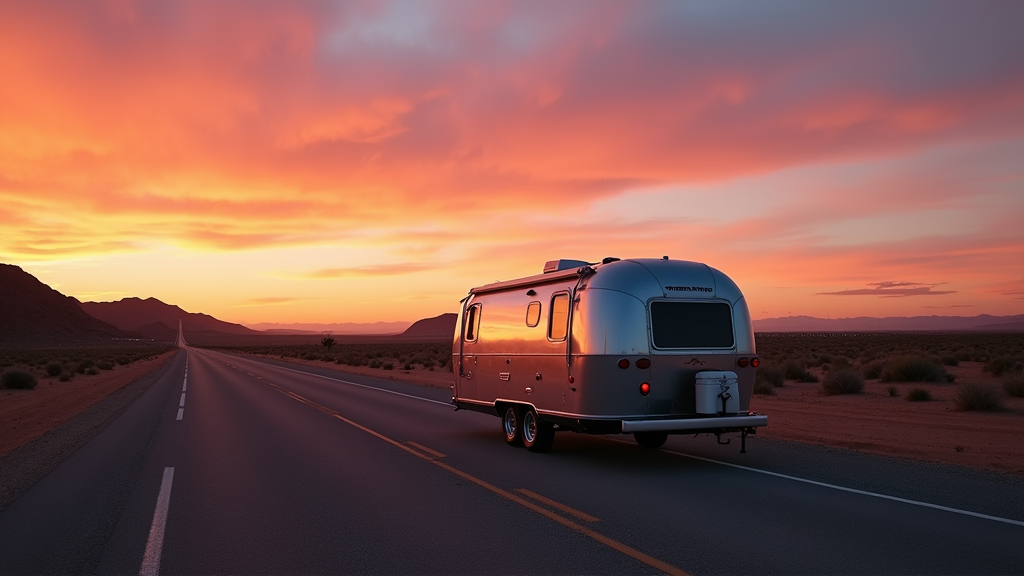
753, 314, 1024, 332
0, 264, 129, 346
80, 297, 257, 341
399, 313, 457, 338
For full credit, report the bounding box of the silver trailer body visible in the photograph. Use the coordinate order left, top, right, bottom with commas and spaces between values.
451, 257, 767, 452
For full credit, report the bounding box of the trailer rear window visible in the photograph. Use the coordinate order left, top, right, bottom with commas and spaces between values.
650, 301, 734, 348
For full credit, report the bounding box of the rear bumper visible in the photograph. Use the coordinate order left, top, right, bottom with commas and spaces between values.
620, 414, 767, 433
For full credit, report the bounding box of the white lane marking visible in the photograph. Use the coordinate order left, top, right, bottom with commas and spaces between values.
175, 408, 183, 421
178, 393, 186, 407
140, 467, 175, 576
270, 364, 451, 406
656, 445, 1024, 528
182, 378, 187, 392
213, 355, 451, 407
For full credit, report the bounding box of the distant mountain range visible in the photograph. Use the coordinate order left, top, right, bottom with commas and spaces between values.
753, 315, 1024, 332
80, 297, 259, 342
0, 264, 128, 346
0, 264, 457, 346
398, 313, 457, 338
4, 262, 1022, 347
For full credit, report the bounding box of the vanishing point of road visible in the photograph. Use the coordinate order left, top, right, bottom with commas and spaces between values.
1, 346, 1022, 575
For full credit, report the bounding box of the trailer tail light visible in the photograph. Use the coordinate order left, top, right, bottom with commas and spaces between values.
751, 357, 760, 368
639, 382, 650, 395
737, 357, 750, 367
617, 358, 630, 369
568, 375, 575, 384
635, 358, 651, 369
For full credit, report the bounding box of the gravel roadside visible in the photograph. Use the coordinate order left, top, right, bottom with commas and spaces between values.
0, 354, 179, 511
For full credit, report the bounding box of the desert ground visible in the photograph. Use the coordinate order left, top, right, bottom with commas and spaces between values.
3, 346, 1022, 476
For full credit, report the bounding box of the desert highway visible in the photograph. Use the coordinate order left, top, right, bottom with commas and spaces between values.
1, 347, 1023, 575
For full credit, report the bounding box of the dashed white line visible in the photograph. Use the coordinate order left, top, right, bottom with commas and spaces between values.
175, 408, 184, 421
140, 467, 175, 576
178, 393, 186, 407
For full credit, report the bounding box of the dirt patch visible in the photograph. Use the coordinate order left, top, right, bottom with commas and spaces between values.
751, 362, 1024, 476
0, 351, 177, 457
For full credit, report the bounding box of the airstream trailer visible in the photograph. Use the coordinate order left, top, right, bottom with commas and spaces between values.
451, 257, 767, 453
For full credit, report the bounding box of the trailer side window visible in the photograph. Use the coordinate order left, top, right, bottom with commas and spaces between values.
464, 304, 481, 342
548, 293, 569, 341
525, 301, 541, 327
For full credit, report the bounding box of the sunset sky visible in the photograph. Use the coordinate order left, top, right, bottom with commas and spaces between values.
2, 0, 1022, 327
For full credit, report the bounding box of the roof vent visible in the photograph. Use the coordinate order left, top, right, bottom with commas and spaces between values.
543, 259, 590, 274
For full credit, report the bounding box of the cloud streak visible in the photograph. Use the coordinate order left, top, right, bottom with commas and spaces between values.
818, 282, 956, 298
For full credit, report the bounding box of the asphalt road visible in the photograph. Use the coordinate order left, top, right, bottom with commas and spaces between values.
1, 346, 1022, 575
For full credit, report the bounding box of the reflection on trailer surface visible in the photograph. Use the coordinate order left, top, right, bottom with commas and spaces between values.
451, 257, 767, 452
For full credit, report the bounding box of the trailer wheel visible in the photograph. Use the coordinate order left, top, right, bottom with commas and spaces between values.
502, 405, 523, 446
522, 408, 555, 453
634, 431, 668, 449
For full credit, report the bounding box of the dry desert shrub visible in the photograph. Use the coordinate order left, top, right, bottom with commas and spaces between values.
753, 379, 776, 395
905, 388, 932, 402
2, 369, 38, 390
821, 369, 864, 395
953, 383, 1005, 412
880, 356, 950, 383
45, 361, 62, 376
782, 360, 818, 382
861, 361, 885, 380
755, 366, 784, 388
984, 356, 1022, 377
1002, 374, 1024, 398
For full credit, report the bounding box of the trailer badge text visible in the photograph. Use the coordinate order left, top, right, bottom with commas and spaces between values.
666, 286, 713, 293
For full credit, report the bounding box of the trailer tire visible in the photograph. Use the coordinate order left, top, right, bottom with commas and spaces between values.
634, 431, 668, 449
522, 408, 555, 453
502, 405, 523, 446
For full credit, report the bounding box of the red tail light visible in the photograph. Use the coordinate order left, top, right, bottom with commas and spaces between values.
639, 382, 650, 395
751, 357, 760, 368
635, 358, 651, 369
617, 358, 630, 369
737, 357, 750, 367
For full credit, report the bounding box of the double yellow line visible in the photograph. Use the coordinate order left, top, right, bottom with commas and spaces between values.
261, 378, 691, 576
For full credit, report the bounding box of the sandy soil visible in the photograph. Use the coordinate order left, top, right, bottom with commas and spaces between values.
0, 351, 177, 456
751, 362, 1024, 476
4, 353, 1022, 477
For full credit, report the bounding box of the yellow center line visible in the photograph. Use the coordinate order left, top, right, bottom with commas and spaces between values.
406, 441, 447, 459
514, 488, 601, 523
260, 379, 692, 576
